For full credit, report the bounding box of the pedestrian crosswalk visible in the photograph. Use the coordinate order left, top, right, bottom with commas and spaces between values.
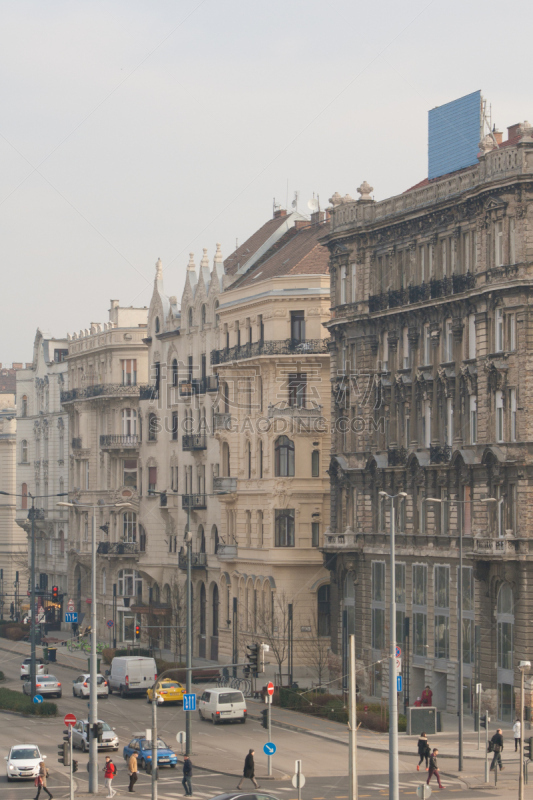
362, 777, 463, 792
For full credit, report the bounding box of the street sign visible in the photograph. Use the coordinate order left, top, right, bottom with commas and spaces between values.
266, 681, 275, 696
263, 742, 276, 755
67, 599, 75, 612
292, 773, 306, 789
64, 713, 77, 727
106, 620, 114, 628
176, 731, 186, 744
416, 784, 431, 799
65, 612, 78, 624
397, 675, 403, 693
183, 693, 196, 711
33, 695, 43, 704
395, 658, 402, 672
395, 645, 401, 658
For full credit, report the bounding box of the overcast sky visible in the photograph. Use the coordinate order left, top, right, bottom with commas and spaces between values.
1, 0, 531, 363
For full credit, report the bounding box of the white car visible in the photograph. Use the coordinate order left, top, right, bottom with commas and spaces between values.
71, 719, 119, 752
5, 744, 46, 782
22, 674, 62, 698
72, 673, 109, 698
20, 657, 45, 680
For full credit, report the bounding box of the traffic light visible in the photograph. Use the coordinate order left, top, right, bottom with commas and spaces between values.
96, 722, 104, 744
72, 760, 78, 773
135, 624, 141, 640
52, 586, 59, 601
525, 737, 533, 760
261, 709, 268, 729
57, 742, 70, 766
246, 643, 259, 675
480, 713, 490, 729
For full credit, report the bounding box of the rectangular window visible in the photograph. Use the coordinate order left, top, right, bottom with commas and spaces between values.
510, 388, 517, 442
382, 332, 389, 372
446, 397, 453, 447
419, 245, 425, 283
413, 612, 427, 657
275, 509, 295, 547
371, 561, 386, 651
441, 239, 447, 275
84, 461, 89, 490
435, 614, 450, 659
121, 359, 137, 386
423, 323, 431, 365
312, 522, 320, 547
350, 262, 357, 303
290, 311, 305, 342
468, 314, 476, 359
372, 561, 386, 602
444, 319, 453, 362
508, 314, 516, 351
340, 265, 347, 304
413, 563, 428, 657
462, 484, 472, 536
402, 327, 410, 369
372, 607, 386, 650
413, 564, 427, 605
288, 373, 306, 408
171, 411, 178, 440
463, 231, 470, 272
496, 390, 504, 442
495, 308, 504, 352
148, 466, 157, 494
423, 400, 431, 448
495, 220, 504, 266
428, 242, 433, 277
440, 488, 449, 535
123, 459, 137, 489
510, 217, 516, 264
395, 563, 406, 604
470, 396, 477, 444
434, 565, 450, 659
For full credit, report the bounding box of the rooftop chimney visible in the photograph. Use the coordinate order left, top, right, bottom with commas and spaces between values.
12, 362, 22, 370
507, 123, 521, 141
493, 129, 503, 145
273, 208, 287, 219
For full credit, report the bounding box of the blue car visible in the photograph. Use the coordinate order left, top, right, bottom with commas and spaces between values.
123, 735, 178, 773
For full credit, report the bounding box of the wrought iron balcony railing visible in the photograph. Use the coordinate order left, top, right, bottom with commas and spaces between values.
211, 338, 329, 365
387, 447, 407, 466
367, 272, 475, 314
97, 541, 140, 556
139, 385, 159, 401
182, 433, 207, 451
429, 444, 452, 464
178, 551, 207, 569
61, 384, 142, 403
100, 434, 139, 448
182, 494, 207, 510
213, 477, 237, 494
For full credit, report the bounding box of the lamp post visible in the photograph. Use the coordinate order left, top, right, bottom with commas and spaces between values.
425, 495, 497, 772
518, 661, 531, 800
0, 490, 68, 699
379, 490, 407, 800
58, 500, 132, 794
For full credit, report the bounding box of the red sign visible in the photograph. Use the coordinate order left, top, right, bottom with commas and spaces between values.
267, 682, 275, 696
64, 713, 77, 727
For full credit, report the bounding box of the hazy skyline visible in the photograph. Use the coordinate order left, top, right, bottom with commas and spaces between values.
1, 0, 531, 363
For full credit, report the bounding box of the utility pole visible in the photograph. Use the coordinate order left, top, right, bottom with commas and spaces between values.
29, 500, 37, 700
185, 504, 192, 757
89, 508, 98, 794
152, 685, 158, 800
349, 633, 357, 800
519, 661, 531, 800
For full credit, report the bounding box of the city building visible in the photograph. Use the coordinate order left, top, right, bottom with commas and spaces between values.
61, 301, 148, 633
322, 116, 533, 719
15, 331, 69, 629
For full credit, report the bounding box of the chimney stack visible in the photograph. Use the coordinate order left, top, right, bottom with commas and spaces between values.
507, 123, 521, 141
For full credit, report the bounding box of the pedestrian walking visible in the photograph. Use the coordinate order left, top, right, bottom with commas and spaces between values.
128, 751, 139, 793
182, 754, 193, 796
426, 749, 444, 790
236, 749, 260, 790
34, 760, 53, 800
104, 756, 117, 798
416, 732, 430, 771
490, 728, 504, 771
514, 718, 521, 752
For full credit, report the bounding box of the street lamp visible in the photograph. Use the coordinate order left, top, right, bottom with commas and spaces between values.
58, 499, 132, 794
425, 495, 497, 772
0, 490, 68, 700
379, 489, 407, 800
518, 660, 531, 800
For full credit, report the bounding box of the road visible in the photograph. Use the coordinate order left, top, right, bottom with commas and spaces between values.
0, 649, 513, 798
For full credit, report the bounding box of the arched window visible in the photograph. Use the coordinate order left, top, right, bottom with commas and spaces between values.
122, 408, 137, 436
222, 441, 231, 477
21, 396, 28, 417
211, 525, 219, 554
201, 304, 207, 329
155, 317, 160, 334
496, 583, 514, 721
148, 413, 158, 441
318, 584, 331, 637
200, 583, 206, 635
246, 441, 251, 479
118, 569, 142, 597
198, 525, 206, 553
21, 440, 28, 463
151, 582, 160, 604
212, 584, 219, 637
123, 512, 137, 542
312, 450, 320, 477
188, 307, 193, 330
21, 483, 28, 510
172, 358, 178, 387
275, 436, 295, 477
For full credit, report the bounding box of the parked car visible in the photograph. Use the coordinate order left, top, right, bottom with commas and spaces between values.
22, 674, 61, 698
20, 657, 45, 680
72, 673, 109, 698
71, 719, 119, 752
107, 656, 157, 697
5, 745, 45, 782
146, 680, 184, 705
123, 734, 178, 773
198, 688, 247, 724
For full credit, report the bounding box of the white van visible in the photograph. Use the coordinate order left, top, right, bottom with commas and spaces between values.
198, 688, 247, 724
107, 656, 157, 697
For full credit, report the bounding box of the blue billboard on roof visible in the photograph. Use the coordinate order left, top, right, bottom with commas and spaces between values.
428, 90, 482, 181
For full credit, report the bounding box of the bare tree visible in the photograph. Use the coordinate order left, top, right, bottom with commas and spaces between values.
299, 612, 330, 686
255, 591, 295, 683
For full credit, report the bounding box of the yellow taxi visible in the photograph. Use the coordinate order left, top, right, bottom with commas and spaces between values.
147, 680, 185, 705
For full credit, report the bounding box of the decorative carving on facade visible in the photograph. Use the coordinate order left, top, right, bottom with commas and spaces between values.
485, 360, 508, 393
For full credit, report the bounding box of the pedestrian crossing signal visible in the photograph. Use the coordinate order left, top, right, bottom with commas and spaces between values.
525, 737, 533, 759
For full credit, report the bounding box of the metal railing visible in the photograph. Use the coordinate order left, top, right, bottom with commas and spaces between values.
216, 543, 238, 558
213, 477, 237, 494
61, 384, 142, 403
429, 444, 452, 464
267, 403, 323, 418
182, 494, 207, 510
139, 385, 159, 401
99, 434, 139, 448
387, 447, 408, 466
368, 273, 475, 313
96, 541, 140, 556
182, 434, 207, 451
211, 338, 329, 365
178, 552, 207, 569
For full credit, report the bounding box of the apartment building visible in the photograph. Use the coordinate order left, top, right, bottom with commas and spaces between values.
322, 119, 533, 719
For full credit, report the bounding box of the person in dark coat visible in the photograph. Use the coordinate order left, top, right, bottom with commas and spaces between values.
426, 749, 444, 789
416, 732, 430, 771
490, 728, 504, 771
182, 755, 193, 796
236, 749, 260, 790
34, 760, 53, 800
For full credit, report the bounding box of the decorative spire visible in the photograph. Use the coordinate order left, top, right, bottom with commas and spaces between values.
187, 253, 195, 271
155, 258, 163, 280
200, 248, 209, 269
357, 182, 373, 201
214, 243, 223, 264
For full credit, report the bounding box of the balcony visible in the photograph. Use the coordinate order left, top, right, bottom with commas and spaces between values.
72, 437, 83, 449
213, 412, 232, 431
179, 376, 218, 397
216, 543, 238, 560
472, 537, 516, 556
100, 434, 139, 449
322, 531, 358, 550
97, 541, 140, 558
178, 551, 207, 570
211, 338, 329, 365
182, 494, 207, 510
61, 384, 143, 403
368, 272, 475, 314
139, 385, 159, 401
267, 403, 324, 419
429, 444, 452, 464
387, 447, 407, 467
182, 433, 207, 451
213, 476, 237, 494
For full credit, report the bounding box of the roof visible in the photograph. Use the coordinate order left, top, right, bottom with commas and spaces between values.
0, 368, 16, 394
224, 214, 293, 276
231, 221, 330, 289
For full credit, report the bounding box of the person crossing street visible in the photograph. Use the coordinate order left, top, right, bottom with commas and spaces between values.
182, 754, 193, 796
128, 751, 139, 792
237, 749, 260, 790
104, 756, 117, 798
427, 748, 444, 790
490, 728, 504, 772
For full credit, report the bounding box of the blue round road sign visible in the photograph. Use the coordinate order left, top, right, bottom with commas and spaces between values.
263, 742, 276, 756
107, 620, 114, 628
33, 695, 43, 704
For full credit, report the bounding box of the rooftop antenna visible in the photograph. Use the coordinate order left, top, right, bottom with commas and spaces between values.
292, 190, 299, 212
307, 194, 319, 215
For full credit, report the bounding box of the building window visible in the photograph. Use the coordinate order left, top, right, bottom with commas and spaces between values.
171, 411, 178, 440
444, 318, 453, 362
148, 413, 158, 441
312, 521, 320, 547
21, 396, 28, 417
446, 397, 453, 447
495, 391, 504, 442
275, 436, 295, 477
350, 262, 357, 303
172, 358, 178, 387
469, 396, 477, 444
340, 265, 347, 304
402, 327, 410, 369
382, 332, 389, 372
495, 220, 504, 266
423, 323, 431, 365
434, 565, 450, 659
123, 459, 137, 489
21, 483, 28, 510
123, 512, 137, 542
413, 564, 427, 657
311, 450, 320, 477
222, 441, 231, 477
495, 308, 504, 352
118, 569, 142, 597
21, 440, 28, 463
246, 441, 252, 479
317, 585, 331, 636
258, 440, 263, 479
121, 360, 137, 386
468, 314, 476, 359
122, 408, 137, 435
288, 373, 306, 408
510, 389, 517, 441
290, 311, 305, 342
461, 566, 475, 664
148, 466, 157, 494
275, 509, 295, 547
371, 561, 386, 650
422, 400, 431, 448
201, 304, 206, 329
188, 308, 193, 330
